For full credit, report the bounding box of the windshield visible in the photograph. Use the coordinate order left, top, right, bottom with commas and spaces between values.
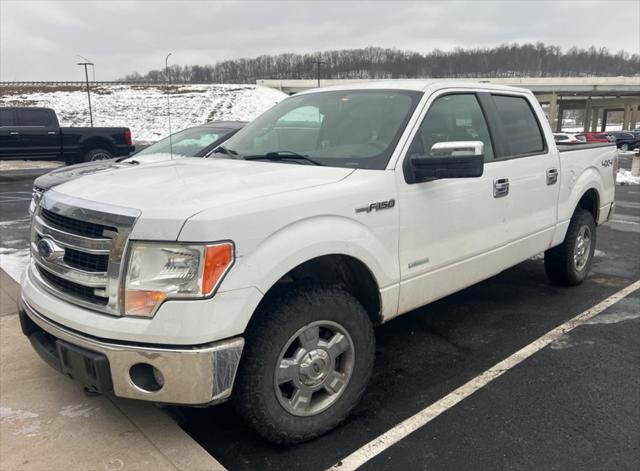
135, 127, 230, 157
216, 89, 422, 169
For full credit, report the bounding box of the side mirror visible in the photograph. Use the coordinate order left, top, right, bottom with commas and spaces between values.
409, 141, 485, 183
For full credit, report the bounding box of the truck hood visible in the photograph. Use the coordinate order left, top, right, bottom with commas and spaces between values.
34, 153, 186, 191
52, 158, 354, 239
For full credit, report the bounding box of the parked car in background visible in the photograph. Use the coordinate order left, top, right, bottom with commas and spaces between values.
0, 107, 134, 163
553, 132, 586, 144
30, 121, 246, 212
20, 81, 617, 444
579, 131, 615, 144
608, 131, 640, 151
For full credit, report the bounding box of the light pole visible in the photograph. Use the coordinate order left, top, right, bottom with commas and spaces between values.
165, 53, 173, 157
313, 60, 326, 88
77, 58, 94, 127
77, 55, 95, 81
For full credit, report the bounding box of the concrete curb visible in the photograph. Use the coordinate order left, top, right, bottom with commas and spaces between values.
0, 268, 225, 471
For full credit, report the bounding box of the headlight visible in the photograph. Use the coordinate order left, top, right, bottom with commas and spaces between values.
124, 241, 234, 317
29, 186, 44, 216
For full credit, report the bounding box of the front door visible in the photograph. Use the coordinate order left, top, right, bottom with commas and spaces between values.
16, 109, 60, 159
0, 109, 21, 159
396, 92, 511, 315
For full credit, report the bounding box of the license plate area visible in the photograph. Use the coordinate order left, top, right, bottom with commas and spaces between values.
56, 340, 113, 393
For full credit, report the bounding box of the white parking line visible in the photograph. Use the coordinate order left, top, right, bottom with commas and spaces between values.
331, 279, 640, 470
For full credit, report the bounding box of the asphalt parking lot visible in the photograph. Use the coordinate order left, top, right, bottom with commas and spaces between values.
1, 157, 638, 471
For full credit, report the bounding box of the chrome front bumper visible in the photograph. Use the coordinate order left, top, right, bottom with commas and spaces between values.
19, 297, 244, 405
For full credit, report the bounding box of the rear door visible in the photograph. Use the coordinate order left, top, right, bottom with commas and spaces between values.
486, 93, 560, 253
16, 109, 61, 159
0, 109, 23, 159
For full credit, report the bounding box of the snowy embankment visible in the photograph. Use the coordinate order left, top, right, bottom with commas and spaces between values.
0, 84, 287, 144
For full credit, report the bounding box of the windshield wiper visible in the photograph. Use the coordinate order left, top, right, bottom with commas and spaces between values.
244, 151, 324, 166
208, 145, 241, 159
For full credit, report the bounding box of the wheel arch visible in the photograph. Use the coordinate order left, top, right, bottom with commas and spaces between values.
576, 187, 600, 223
251, 253, 383, 328
80, 136, 114, 155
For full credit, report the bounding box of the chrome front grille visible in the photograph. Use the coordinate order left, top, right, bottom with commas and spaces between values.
30, 190, 140, 315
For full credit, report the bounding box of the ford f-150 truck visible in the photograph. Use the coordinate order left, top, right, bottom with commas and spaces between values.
0, 107, 134, 163
19, 81, 617, 444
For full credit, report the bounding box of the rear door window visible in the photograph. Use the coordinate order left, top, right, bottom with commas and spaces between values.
17, 110, 53, 126
492, 95, 545, 157
0, 109, 14, 126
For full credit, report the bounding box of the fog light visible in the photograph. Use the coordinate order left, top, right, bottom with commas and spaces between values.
129, 363, 164, 392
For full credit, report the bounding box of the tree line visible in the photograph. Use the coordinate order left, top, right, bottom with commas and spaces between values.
121, 43, 640, 83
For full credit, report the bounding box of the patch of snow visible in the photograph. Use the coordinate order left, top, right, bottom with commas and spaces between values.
59, 404, 98, 418
0, 84, 287, 144
0, 407, 39, 420
585, 310, 640, 325
0, 407, 41, 437
0, 160, 63, 171
617, 169, 640, 185
549, 337, 594, 350
562, 125, 623, 132
0, 247, 30, 282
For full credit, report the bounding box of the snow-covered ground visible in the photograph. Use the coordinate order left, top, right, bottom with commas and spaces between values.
0, 160, 61, 171
0, 84, 287, 143
617, 169, 640, 185
0, 217, 31, 282
562, 125, 624, 133
0, 247, 29, 282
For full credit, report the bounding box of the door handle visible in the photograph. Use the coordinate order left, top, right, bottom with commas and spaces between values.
9, 131, 19, 135
546, 168, 558, 185
47, 131, 56, 135
493, 178, 509, 198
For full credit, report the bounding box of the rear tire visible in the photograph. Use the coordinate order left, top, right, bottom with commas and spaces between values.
544, 208, 596, 286
83, 148, 113, 162
233, 284, 375, 444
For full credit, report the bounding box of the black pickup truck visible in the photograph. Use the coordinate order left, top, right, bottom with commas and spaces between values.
0, 107, 135, 163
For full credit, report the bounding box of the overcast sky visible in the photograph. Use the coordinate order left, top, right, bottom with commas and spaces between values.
1, 0, 639, 81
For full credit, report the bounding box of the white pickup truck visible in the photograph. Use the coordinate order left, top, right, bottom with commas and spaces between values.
20, 81, 617, 444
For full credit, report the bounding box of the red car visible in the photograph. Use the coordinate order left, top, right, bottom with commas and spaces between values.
578, 132, 616, 143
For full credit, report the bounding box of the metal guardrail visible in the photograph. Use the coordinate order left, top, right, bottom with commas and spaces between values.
0, 81, 215, 86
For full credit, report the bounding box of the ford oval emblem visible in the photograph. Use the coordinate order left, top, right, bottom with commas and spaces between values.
37, 238, 63, 262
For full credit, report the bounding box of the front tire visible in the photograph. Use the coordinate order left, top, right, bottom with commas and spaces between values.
544, 208, 596, 286
233, 284, 375, 444
620, 143, 629, 151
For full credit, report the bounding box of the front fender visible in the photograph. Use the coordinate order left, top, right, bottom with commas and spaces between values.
220, 214, 399, 295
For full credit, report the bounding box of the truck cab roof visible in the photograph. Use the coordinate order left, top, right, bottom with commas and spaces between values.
296, 79, 532, 95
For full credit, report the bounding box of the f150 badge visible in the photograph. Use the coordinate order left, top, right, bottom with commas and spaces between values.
355, 199, 396, 214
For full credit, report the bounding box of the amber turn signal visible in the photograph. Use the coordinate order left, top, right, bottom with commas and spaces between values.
125, 289, 167, 317
202, 243, 234, 295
